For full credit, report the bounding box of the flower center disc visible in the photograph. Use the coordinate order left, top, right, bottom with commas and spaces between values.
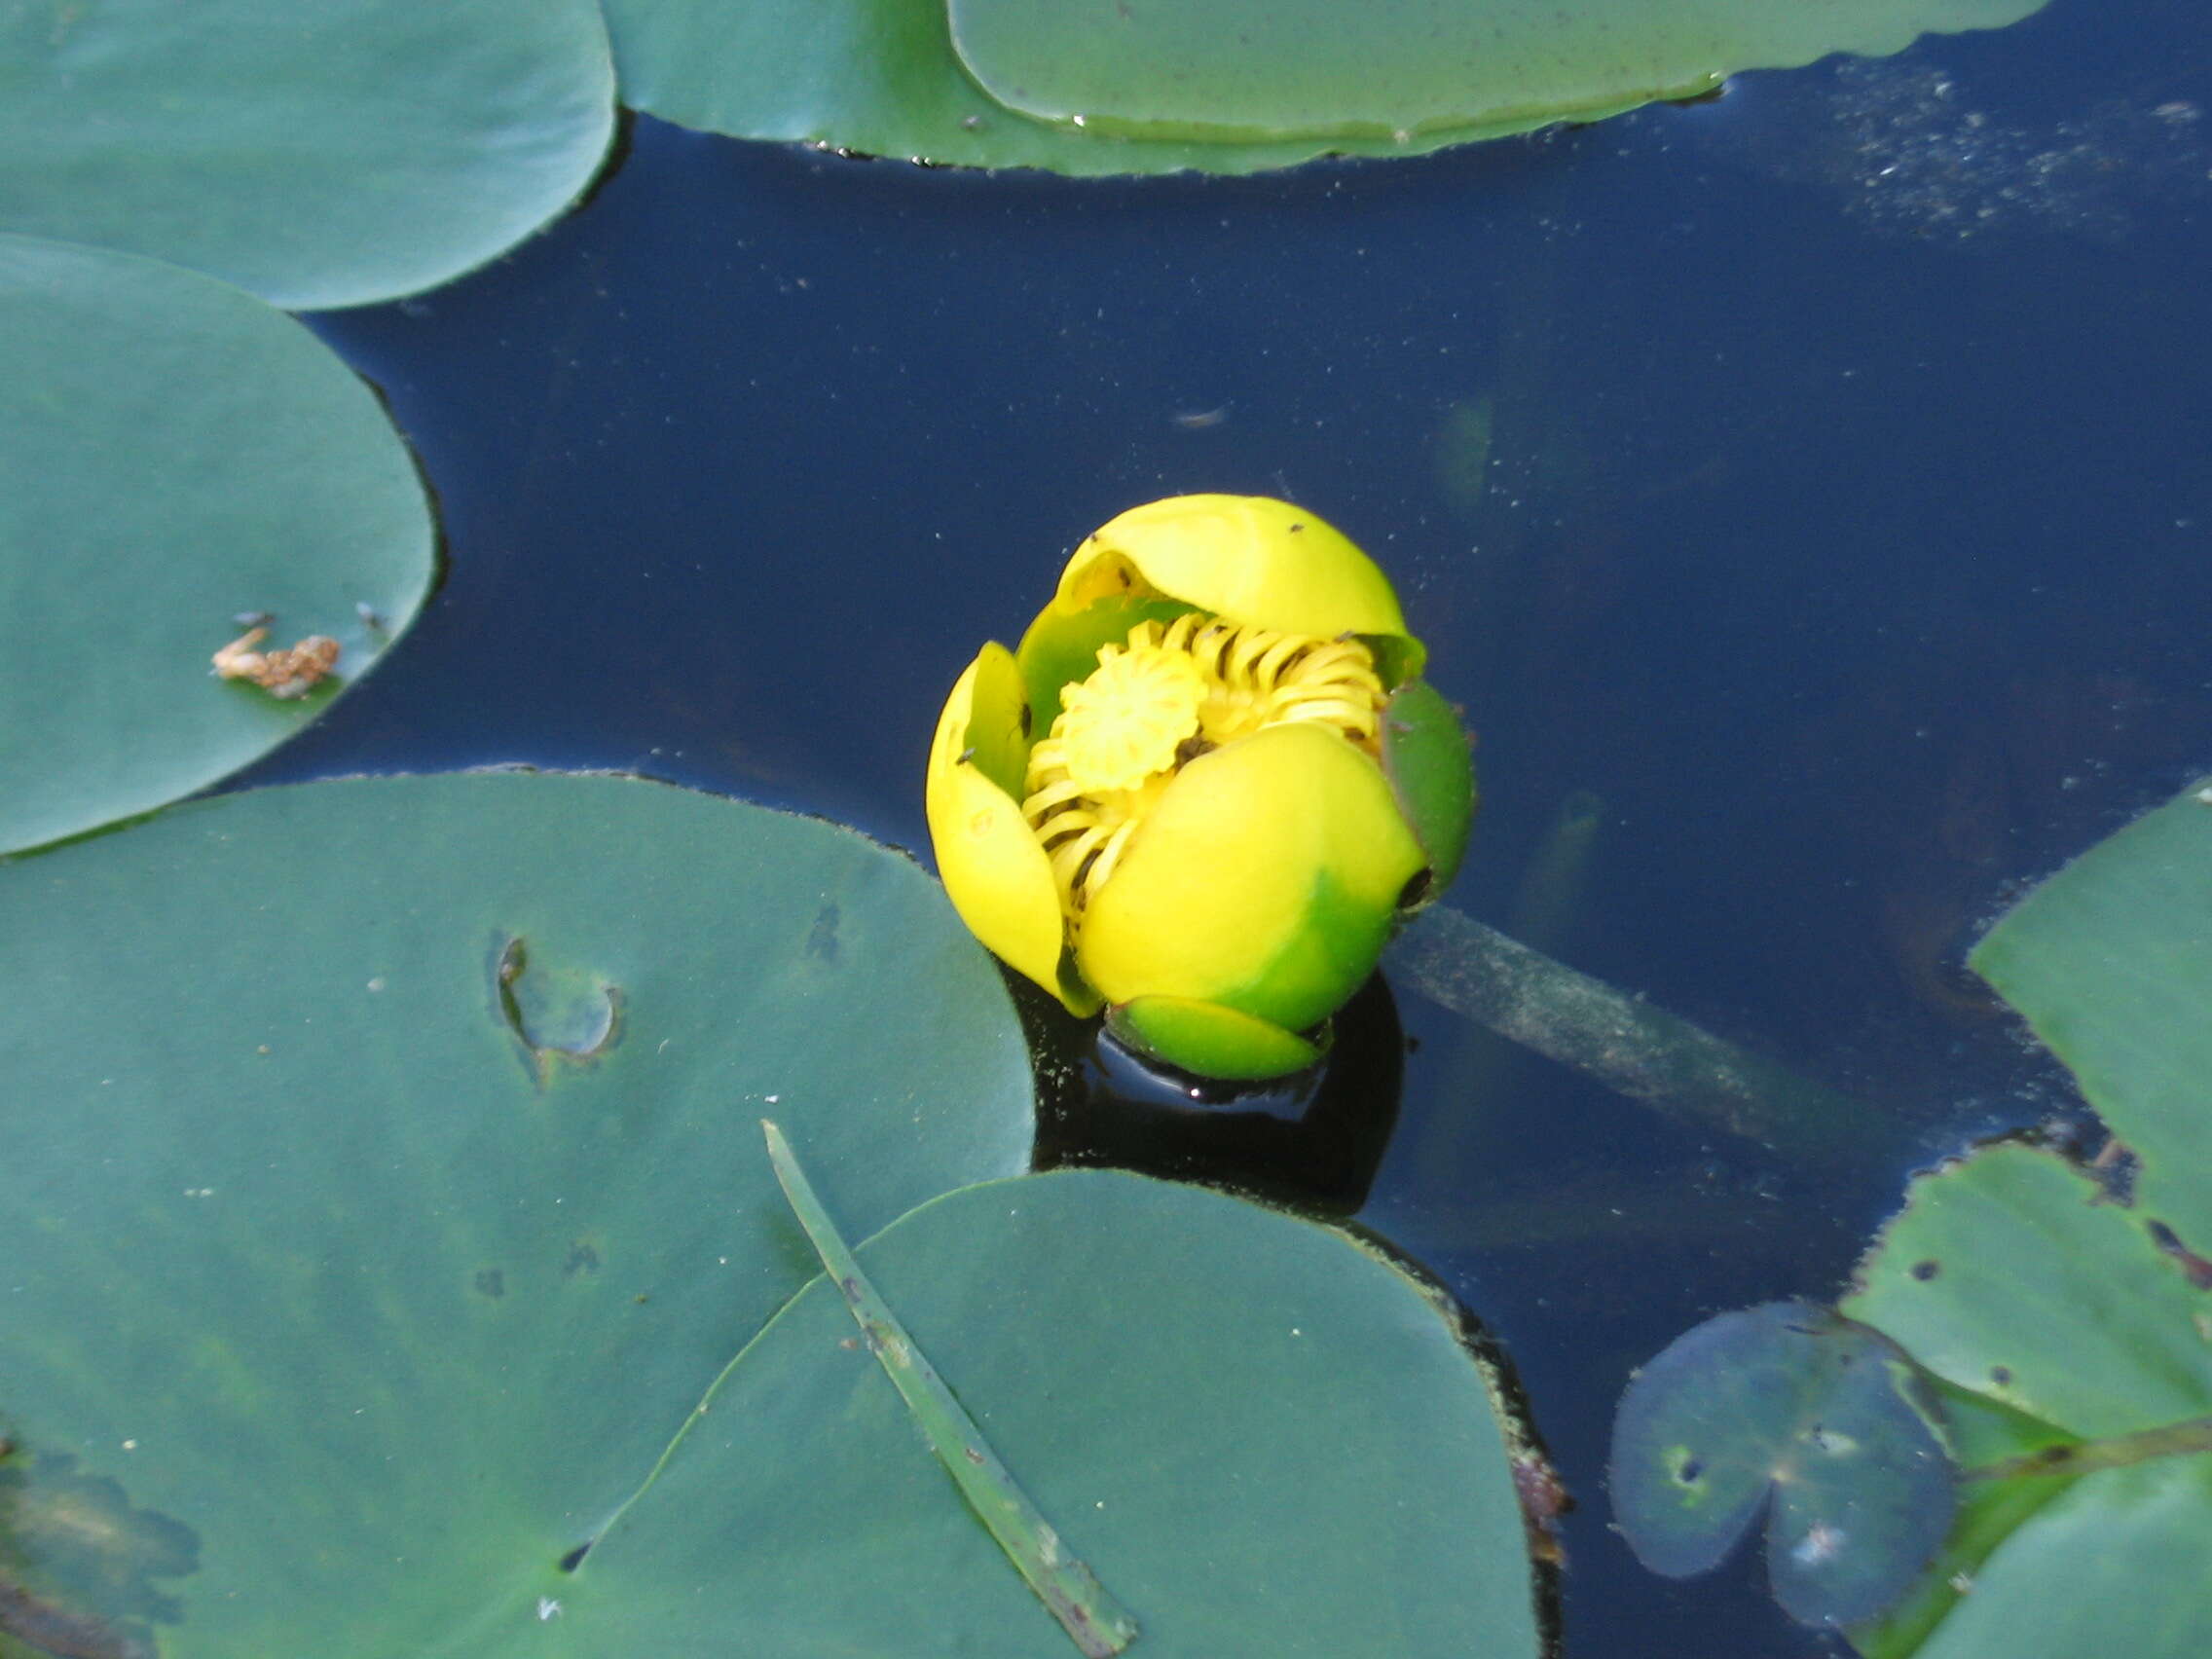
1021, 613, 1388, 923
1054, 644, 1204, 795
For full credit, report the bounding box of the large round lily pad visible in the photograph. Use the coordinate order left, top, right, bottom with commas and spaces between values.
551, 1166, 1546, 1656
604, 0, 1423, 175
0, 773, 1035, 1655
0, 0, 615, 310
604, 0, 2048, 174
946, 0, 2048, 144
0, 235, 434, 857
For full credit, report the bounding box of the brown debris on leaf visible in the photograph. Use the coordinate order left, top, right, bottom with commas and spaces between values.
1510, 1448, 1572, 1567
210, 625, 340, 699
0, 1451, 198, 1659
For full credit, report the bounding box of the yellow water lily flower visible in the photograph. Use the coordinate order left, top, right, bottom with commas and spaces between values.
926, 494, 1475, 1081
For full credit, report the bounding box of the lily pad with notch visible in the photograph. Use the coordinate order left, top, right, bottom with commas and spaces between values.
0, 771, 1035, 1654
544, 1163, 1549, 1656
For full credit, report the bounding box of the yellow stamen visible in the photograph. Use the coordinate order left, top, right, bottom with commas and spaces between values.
1020, 614, 1387, 921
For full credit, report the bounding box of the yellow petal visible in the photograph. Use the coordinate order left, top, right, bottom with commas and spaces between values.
1077, 721, 1423, 1032
925, 646, 1097, 1013
1053, 495, 1423, 681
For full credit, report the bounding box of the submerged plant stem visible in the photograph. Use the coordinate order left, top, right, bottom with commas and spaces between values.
762, 1122, 1141, 1657
1389, 905, 1881, 1161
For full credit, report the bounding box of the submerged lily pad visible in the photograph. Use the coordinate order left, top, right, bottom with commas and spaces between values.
0, 0, 615, 309
1609, 1300, 1956, 1628
605, 0, 2048, 174
1842, 1142, 2212, 1659
0, 773, 1034, 1653
0, 236, 433, 857
552, 1166, 1546, 1656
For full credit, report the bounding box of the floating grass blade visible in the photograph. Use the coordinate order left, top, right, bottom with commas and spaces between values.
762, 1121, 1140, 1657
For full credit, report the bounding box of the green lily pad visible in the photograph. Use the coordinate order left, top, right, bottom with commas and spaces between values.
1841, 1142, 2212, 1659
1895, 1458, 2212, 1659
1609, 1301, 1956, 1628
550, 1166, 1545, 1655
1845, 1144, 2212, 1440
0, 235, 433, 857
946, 0, 2046, 144
0, 772, 1035, 1655
0, 0, 614, 310
1971, 777, 2212, 1245
604, 0, 2048, 174
602, 0, 1446, 175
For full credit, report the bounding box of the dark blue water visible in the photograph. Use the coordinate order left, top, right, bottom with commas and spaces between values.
256, 1, 2212, 1649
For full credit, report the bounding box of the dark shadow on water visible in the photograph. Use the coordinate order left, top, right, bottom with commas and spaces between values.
1027, 972, 1403, 1217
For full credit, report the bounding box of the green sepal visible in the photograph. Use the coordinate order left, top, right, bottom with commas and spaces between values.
1360, 631, 1427, 691
960, 641, 1034, 801
1107, 994, 1323, 1081
1014, 593, 1193, 736
1380, 677, 1476, 899
1058, 956, 1105, 1018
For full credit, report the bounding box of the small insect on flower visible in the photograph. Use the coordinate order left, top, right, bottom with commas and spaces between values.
926, 495, 1476, 1081
211, 624, 341, 700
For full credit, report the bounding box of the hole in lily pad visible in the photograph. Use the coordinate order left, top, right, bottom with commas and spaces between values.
1609, 1299, 1957, 1628
0, 773, 1039, 1653
492, 933, 625, 1083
